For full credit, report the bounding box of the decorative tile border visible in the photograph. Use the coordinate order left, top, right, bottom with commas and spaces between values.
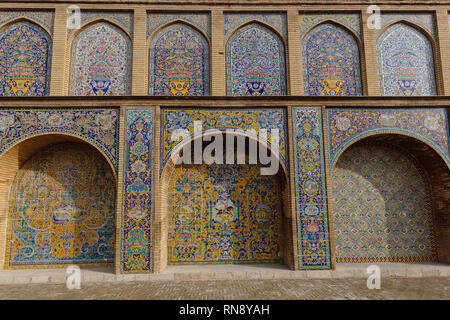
224, 13, 286, 38
120, 107, 155, 273
160, 108, 288, 172
326, 108, 450, 168
0, 108, 119, 169
379, 12, 435, 37
0, 10, 54, 35
299, 12, 360, 38
68, 11, 133, 37
147, 12, 211, 39
292, 107, 331, 269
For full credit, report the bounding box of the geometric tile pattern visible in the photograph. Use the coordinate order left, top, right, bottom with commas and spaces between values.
121, 107, 155, 273
292, 107, 331, 269
379, 13, 435, 37
299, 12, 361, 37
7, 144, 116, 266
0, 21, 52, 97
332, 142, 437, 263
0, 108, 119, 169
148, 12, 210, 39
160, 108, 288, 172
302, 23, 362, 96
69, 22, 132, 96
68, 11, 133, 36
226, 23, 286, 96
168, 163, 283, 264
0, 10, 54, 35
149, 23, 209, 96
377, 23, 436, 96
326, 108, 450, 167
224, 13, 286, 38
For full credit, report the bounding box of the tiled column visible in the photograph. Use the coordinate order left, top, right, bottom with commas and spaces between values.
435, 9, 450, 95
211, 10, 226, 96
132, 8, 148, 96
49, 7, 68, 96
287, 10, 303, 95
361, 9, 381, 96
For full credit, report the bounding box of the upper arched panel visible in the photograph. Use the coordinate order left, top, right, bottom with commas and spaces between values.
69, 22, 132, 96
302, 23, 362, 96
377, 22, 437, 96
0, 21, 52, 97
149, 23, 209, 96
226, 22, 286, 96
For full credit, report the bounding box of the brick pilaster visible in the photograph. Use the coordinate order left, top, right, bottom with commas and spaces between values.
361, 9, 381, 96
287, 10, 303, 95
132, 8, 147, 96
211, 10, 226, 96
49, 7, 68, 96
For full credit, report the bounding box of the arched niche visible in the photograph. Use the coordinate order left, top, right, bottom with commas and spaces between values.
331, 134, 449, 264
0, 134, 117, 269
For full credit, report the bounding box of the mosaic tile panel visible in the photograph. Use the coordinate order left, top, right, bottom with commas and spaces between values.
168, 163, 283, 264
148, 12, 210, 39
299, 12, 361, 37
68, 11, 133, 36
161, 108, 288, 171
226, 23, 286, 96
224, 13, 286, 38
303, 23, 362, 96
121, 107, 155, 273
0, 21, 51, 97
0, 10, 54, 35
332, 142, 436, 263
7, 144, 116, 266
377, 23, 436, 96
326, 108, 450, 167
149, 24, 209, 96
0, 109, 119, 169
379, 13, 435, 37
292, 107, 330, 269
69, 22, 132, 96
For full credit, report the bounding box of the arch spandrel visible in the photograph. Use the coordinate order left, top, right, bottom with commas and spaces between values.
0, 20, 52, 97
149, 23, 209, 96
69, 22, 132, 96
226, 22, 286, 96
302, 22, 362, 96
377, 22, 437, 96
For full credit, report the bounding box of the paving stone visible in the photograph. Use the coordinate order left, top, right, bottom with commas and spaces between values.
0, 278, 448, 299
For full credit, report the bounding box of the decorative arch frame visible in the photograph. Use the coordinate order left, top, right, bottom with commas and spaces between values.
0, 108, 119, 173
0, 18, 53, 97
225, 20, 287, 96
0, 132, 118, 178
376, 20, 440, 96
326, 108, 450, 170
67, 19, 133, 96
330, 129, 450, 171
301, 20, 363, 96
147, 20, 211, 96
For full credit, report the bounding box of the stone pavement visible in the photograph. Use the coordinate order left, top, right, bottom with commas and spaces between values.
0, 263, 448, 299
0, 263, 449, 285
0, 278, 448, 299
